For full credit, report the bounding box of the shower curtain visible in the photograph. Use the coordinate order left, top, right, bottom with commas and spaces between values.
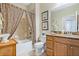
0, 3, 36, 44
1, 3, 23, 39
0, 3, 8, 33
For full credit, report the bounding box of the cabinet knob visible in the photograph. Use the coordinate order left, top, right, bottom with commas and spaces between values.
71, 47, 72, 48
65, 46, 67, 47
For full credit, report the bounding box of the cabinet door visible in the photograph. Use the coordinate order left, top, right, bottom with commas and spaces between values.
68, 45, 79, 56
46, 48, 54, 56
46, 35, 54, 49
0, 45, 16, 56
46, 40, 53, 49
54, 42, 67, 56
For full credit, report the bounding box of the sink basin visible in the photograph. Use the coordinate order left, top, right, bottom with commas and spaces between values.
0, 34, 10, 43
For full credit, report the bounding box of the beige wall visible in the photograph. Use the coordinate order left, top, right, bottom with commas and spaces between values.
39, 3, 55, 34
27, 3, 35, 13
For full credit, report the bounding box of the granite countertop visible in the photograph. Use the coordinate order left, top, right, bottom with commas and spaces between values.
47, 33, 79, 39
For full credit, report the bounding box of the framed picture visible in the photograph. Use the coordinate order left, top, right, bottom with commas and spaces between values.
42, 10, 48, 21
42, 21, 48, 30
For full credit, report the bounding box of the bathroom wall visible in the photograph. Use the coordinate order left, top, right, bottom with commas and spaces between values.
35, 4, 40, 41
39, 3, 78, 34
39, 3, 56, 34
51, 4, 79, 31
31, 3, 56, 42
27, 3, 35, 13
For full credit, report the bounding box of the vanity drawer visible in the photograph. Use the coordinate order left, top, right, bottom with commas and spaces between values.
69, 39, 79, 46
46, 48, 54, 56
54, 37, 68, 44
46, 35, 53, 41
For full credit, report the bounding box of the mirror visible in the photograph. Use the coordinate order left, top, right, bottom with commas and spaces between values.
51, 4, 79, 33
63, 16, 77, 32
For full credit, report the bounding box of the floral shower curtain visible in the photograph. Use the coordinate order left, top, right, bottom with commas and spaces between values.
0, 3, 35, 43
1, 3, 23, 39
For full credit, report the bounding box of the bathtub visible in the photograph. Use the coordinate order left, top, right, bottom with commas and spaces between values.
16, 39, 33, 56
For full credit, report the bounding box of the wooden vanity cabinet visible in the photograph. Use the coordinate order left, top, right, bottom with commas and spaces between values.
0, 39, 16, 56
46, 35, 79, 56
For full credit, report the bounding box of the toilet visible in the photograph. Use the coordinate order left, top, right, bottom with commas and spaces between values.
34, 32, 46, 55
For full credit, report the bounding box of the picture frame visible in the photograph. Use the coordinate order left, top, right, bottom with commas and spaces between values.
42, 10, 48, 21
42, 21, 48, 30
